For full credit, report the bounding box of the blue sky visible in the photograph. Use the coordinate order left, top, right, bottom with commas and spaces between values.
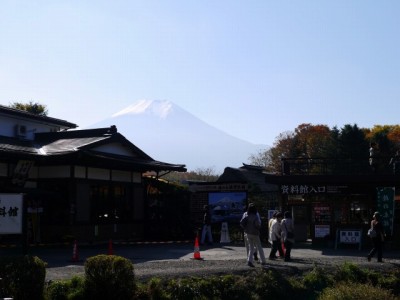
1, 1, 399, 146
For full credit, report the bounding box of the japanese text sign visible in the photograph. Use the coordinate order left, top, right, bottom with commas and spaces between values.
0, 194, 23, 234
376, 187, 395, 235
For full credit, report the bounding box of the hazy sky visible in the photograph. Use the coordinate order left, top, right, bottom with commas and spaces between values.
1, 1, 399, 146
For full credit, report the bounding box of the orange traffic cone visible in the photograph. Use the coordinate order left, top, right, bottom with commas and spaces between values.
193, 235, 202, 260
108, 239, 113, 255
71, 240, 79, 262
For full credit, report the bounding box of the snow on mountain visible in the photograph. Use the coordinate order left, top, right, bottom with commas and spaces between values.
88, 99, 266, 174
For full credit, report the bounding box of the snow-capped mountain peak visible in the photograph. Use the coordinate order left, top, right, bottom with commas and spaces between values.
112, 99, 173, 119
90, 100, 266, 173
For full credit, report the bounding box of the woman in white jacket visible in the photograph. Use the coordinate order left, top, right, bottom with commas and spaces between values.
269, 212, 283, 259
240, 203, 267, 267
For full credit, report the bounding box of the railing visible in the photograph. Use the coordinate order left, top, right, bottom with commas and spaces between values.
281, 156, 397, 176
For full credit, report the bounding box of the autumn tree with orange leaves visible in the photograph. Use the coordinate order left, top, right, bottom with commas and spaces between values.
250, 123, 400, 174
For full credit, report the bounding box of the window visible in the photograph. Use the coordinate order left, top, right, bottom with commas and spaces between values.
90, 184, 132, 223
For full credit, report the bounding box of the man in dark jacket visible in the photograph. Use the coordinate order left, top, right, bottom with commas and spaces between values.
201, 205, 213, 245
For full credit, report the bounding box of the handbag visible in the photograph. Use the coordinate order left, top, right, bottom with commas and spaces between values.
367, 228, 377, 238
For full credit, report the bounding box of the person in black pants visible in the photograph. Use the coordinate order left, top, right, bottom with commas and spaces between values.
269, 212, 283, 260
200, 205, 213, 245
367, 211, 384, 262
281, 211, 295, 262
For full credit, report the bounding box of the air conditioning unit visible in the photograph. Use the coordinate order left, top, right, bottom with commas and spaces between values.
15, 124, 27, 137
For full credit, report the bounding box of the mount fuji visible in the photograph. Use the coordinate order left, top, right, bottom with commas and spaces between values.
87, 100, 266, 174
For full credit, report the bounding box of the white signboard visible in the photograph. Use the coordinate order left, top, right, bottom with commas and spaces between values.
0, 194, 23, 234
339, 230, 361, 244
314, 224, 330, 238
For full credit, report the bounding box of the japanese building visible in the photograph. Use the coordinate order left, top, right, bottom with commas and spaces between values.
0, 105, 186, 243
186, 165, 279, 240
265, 158, 400, 248
216, 164, 279, 220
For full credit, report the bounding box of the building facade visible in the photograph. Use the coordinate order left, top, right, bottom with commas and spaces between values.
0, 105, 186, 243
266, 158, 400, 248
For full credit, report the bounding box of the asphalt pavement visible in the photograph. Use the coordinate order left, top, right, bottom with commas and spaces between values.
1, 241, 399, 282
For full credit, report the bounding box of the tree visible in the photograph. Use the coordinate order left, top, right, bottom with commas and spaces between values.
9, 101, 48, 116
248, 147, 272, 169
365, 125, 400, 170
262, 124, 333, 174
293, 123, 332, 158
161, 167, 219, 183
336, 124, 368, 158
249, 123, 389, 174
193, 167, 219, 181
366, 125, 400, 155
387, 125, 400, 149
268, 130, 297, 173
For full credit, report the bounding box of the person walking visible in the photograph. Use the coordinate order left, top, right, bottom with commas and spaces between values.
240, 203, 267, 267
389, 150, 400, 175
268, 211, 278, 234
200, 205, 213, 245
281, 211, 295, 262
242, 206, 261, 262
369, 142, 378, 172
268, 211, 277, 255
367, 211, 385, 262
269, 212, 284, 260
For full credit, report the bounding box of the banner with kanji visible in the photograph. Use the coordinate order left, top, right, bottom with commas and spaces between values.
0, 194, 23, 234
376, 187, 395, 235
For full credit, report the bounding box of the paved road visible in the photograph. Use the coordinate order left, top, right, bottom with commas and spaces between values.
2, 241, 399, 282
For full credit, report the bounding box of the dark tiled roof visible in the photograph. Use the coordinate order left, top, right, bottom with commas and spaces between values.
36, 127, 153, 159
40, 136, 111, 155
82, 150, 186, 172
0, 105, 77, 129
217, 165, 278, 192
0, 136, 38, 154
0, 126, 187, 172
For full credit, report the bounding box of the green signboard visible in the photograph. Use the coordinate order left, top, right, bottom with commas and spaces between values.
376, 187, 395, 235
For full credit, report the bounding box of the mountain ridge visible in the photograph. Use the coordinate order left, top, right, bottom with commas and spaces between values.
87, 99, 267, 173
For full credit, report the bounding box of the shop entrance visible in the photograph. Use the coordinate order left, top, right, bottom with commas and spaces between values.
289, 193, 372, 245
292, 205, 310, 242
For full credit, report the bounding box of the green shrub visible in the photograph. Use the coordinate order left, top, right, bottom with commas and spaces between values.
41, 261, 400, 299
145, 277, 168, 300
333, 261, 369, 284
252, 268, 296, 300
46, 276, 86, 300
303, 266, 334, 293
132, 281, 149, 300
377, 269, 400, 297
84, 254, 135, 300
0, 255, 46, 300
195, 275, 250, 300
214, 274, 252, 300
318, 282, 398, 300
167, 277, 203, 300
164, 270, 296, 300
46, 280, 70, 300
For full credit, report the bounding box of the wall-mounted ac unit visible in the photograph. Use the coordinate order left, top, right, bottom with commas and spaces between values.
15, 124, 27, 137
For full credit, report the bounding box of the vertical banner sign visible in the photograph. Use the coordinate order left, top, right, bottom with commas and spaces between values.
376, 187, 395, 235
0, 194, 23, 234
12, 160, 34, 186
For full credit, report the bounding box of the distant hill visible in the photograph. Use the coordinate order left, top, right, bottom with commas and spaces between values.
87, 99, 266, 174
